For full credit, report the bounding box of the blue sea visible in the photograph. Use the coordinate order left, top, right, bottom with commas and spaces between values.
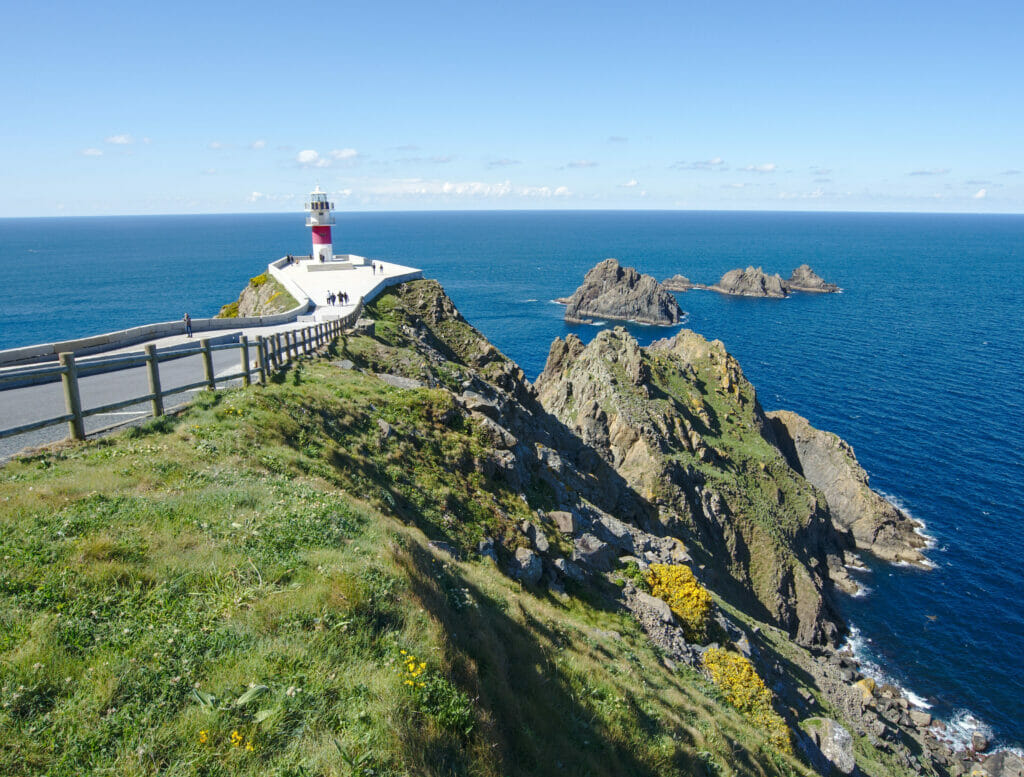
1, 211, 1022, 749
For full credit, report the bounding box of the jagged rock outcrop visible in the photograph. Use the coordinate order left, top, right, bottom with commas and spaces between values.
767, 410, 930, 566
788, 264, 840, 293
712, 266, 790, 297
662, 274, 698, 292
563, 258, 683, 325
336, 279, 977, 776
536, 325, 852, 646
218, 273, 298, 317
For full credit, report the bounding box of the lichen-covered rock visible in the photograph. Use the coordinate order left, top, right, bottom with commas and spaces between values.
218, 273, 299, 317
788, 264, 840, 293
805, 717, 856, 774
537, 325, 848, 646
767, 410, 930, 566
712, 266, 789, 298
563, 258, 683, 325
512, 547, 543, 585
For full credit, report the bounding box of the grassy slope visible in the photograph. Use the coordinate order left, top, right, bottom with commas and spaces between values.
0, 329, 819, 776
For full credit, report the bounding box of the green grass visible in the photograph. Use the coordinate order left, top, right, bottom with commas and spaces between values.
0, 330, 822, 776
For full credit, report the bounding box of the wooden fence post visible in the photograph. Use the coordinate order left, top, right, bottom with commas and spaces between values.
256, 335, 267, 384
240, 335, 251, 386
145, 344, 164, 417
201, 339, 216, 389
59, 352, 85, 441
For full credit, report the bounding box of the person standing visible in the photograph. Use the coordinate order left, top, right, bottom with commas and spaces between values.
183, 313, 193, 338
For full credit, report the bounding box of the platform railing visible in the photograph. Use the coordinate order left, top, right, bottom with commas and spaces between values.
0, 300, 364, 443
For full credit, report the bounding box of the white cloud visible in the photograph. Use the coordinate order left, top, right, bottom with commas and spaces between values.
740, 163, 776, 173
251, 140, 266, 149
247, 191, 295, 203
620, 179, 639, 188
973, 188, 987, 199
608, 136, 628, 143
908, 168, 949, 176
105, 134, 133, 145
360, 178, 570, 199
487, 157, 520, 168
81, 148, 103, 157
208, 141, 225, 150
566, 160, 598, 168
297, 148, 359, 168
673, 157, 727, 171
1001, 169, 1021, 176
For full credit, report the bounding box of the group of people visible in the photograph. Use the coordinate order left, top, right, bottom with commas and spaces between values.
327, 291, 350, 306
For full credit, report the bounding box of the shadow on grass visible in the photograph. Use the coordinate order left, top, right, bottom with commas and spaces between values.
393, 539, 719, 777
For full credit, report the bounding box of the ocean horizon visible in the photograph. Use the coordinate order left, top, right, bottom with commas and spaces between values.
2, 209, 1022, 750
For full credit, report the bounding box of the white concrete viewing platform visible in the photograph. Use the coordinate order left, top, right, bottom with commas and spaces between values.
268, 254, 423, 322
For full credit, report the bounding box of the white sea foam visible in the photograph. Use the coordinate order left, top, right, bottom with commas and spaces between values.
850, 583, 872, 598
877, 490, 938, 549
933, 710, 995, 752
843, 625, 1008, 753
522, 298, 538, 303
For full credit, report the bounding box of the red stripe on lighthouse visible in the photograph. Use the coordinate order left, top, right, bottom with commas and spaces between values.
312, 226, 332, 244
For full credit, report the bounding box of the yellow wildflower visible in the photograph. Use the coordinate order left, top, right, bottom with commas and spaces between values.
231, 730, 243, 747
198, 730, 208, 744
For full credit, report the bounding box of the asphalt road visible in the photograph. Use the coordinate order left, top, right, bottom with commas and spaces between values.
0, 324, 319, 461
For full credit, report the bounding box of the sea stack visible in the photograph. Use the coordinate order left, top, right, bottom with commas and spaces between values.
712, 266, 789, 297
661, 274, 697, 292
787, 264, 841, 293
563, 258, 683, 325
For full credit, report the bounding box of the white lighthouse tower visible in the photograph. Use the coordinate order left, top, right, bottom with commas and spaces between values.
305, 186, 335, 262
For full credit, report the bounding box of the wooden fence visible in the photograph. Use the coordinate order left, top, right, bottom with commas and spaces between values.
0, 304, 362, 444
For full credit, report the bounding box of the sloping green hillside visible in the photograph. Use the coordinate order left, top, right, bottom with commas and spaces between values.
0, 353, 814, 776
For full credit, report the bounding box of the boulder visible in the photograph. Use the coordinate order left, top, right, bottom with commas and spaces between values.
636, 591, 675, 625
548, 510, 577, 534
973, 731, 990, 753
563, 258, 683, 325
909, 709, 932, 728
572, 533, 617, 571
553, 557, 585, 582
805, 717, 856, 775
512, 547, 543, 586
477, 536, 497, 563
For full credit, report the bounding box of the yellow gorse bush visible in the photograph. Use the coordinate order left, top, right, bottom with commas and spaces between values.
703, 647, 791, 753
646, 563, 712, 642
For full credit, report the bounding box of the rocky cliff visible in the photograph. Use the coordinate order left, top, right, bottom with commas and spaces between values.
712, 266, 790, 297
788, 264, 841, 293
535, 326, 853, 646
6, 275, 996, 777
217, 272, 298, 318
563, 258, 683, 325
768, 410, 930, 566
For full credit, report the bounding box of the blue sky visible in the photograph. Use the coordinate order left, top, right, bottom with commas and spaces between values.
2, 0, 1022, 216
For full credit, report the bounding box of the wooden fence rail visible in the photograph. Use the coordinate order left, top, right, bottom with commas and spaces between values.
0, 301, 363, 443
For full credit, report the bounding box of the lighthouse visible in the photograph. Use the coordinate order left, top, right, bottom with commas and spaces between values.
305, 186, 335, 262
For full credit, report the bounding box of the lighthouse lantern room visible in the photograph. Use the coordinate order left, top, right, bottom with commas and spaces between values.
305, 186, 335, 262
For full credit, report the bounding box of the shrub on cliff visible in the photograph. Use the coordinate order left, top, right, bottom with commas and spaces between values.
646, 563, 712, 642
703, 647, 791, 753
